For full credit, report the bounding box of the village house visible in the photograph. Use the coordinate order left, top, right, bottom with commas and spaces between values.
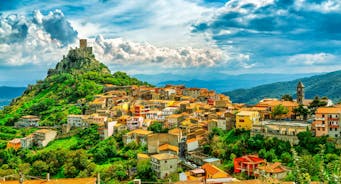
98, 121, 117, 140
234, 155, 266, 176
147, 133, 179, 154
202, 163, 231, 179
33, 129, 57, 147
7, 138, 21, 150
166, 114, 186, 128
20, 134, 34, 149
256, 162, 288, 179
67, 114, 88, 128
158, 143, 179, 155
123, 129, 152, 145
313, 107, 341, 138
251, 120, 311, 145
255, 99, 298, 120
126, 116, 144, 130
236, 111, 260, 130
113, 123, 127, 134
14, 115, 40, 127
150, 153, 179, 179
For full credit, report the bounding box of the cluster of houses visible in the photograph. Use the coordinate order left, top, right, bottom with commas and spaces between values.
6, 80, 341, 181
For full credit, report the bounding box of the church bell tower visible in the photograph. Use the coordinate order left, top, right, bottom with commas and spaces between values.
297, 81, 304, 105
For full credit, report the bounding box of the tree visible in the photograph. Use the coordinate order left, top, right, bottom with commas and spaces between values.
271, 104, 289, 120
309, 96, 327, 113
31, 160, 48, 177
281, 94, 293, 101
148, 122, 168, 133
136, 159, 156, 181
293, 104, 310, 120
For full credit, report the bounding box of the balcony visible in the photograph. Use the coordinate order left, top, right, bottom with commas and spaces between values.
315, 124, 325, 128
315, 118, 325, 121
328, 117, 339, 121
329, 124, 339, 129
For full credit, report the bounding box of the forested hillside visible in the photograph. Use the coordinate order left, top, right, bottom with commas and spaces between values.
224, 70, 341, 104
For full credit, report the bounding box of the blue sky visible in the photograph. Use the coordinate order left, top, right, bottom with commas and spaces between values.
1, 0, 341, 86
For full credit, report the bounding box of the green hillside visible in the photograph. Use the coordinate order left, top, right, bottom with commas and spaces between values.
224, 70, 341, 104
0, 47, 149, 126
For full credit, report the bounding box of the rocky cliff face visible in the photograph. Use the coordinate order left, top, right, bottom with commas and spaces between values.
48, 47, 110, 76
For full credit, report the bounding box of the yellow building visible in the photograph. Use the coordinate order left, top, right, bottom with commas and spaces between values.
236, 111, 259, 130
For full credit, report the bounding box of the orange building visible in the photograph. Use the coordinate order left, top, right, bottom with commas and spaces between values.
202, 163, 231, 179
256, 99, 298, 120
313, 107, 341, 137
234, 155, 266, 176
7, 138, 21, 150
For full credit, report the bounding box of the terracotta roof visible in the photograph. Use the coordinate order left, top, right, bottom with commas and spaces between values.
35, 129, 55, 134
201, 163, 230, 178
257, 100, 298, 107
0, 178, 96, 184
168, 128, 182, 136
22, 115, 39, 119
127, 129, 152, 135
315, 107, 341, 114
8, 138, 21, 144
186, 138, 198, 144
158, 144, 179, 153
237, 111, 258, 116
137, 153, 150, 159
151, 153, 178, 160
257, 162, 287, 173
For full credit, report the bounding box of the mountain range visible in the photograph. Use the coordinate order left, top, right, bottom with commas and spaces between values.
134, 73, 316, 92
224, 70, 341, 105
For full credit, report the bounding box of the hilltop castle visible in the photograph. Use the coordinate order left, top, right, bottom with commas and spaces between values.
47, 39, 109, 76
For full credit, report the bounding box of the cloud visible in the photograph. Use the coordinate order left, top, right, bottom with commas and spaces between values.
191, 0, 341, 73
34, 9, 78, 45
288, 53, 336, 65
93, 35, 225, 68
0, 10, 73, 66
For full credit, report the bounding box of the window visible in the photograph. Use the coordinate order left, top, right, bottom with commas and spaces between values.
164, 160, 167, 163
322, 114, 325, 118
335, 128, 338, 131
170, 166, 172, 169
330, 128, 332, 131
322, 128, 325, 131
318, 128, 320, 131
239, 119, 245, 122
322, 121, 325, 124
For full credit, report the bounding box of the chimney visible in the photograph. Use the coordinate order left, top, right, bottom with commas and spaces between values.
47, 173, 50, 181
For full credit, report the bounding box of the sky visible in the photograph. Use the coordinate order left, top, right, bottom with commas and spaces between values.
1, 0, 341, 86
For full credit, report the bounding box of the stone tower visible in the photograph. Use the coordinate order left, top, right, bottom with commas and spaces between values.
297, 81, 304, 105
79, 39, 87, 48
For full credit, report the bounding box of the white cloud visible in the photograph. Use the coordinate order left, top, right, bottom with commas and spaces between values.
92, 35, 226, 68
288, 53, 336, 65
0, 10, 73, 66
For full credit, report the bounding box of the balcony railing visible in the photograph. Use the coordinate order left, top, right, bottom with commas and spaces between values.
328, 118, 339, 121
329, 124, 339, 128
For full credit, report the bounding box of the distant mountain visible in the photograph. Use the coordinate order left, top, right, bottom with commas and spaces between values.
223, 70, 341, 104
0, 45, 148, 126
0, 86, 25, 107
147, 73, 316, 92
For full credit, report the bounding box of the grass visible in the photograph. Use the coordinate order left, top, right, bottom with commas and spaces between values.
43, 136, 79, 151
